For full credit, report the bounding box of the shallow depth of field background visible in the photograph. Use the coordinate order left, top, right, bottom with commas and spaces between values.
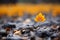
0, 0, 60, 17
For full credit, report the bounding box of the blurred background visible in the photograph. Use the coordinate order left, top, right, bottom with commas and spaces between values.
0, 0, 60, 17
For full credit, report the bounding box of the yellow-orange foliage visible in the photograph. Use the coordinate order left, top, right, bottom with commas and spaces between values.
0, 4, 60, 17
34, 13, 46, 22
